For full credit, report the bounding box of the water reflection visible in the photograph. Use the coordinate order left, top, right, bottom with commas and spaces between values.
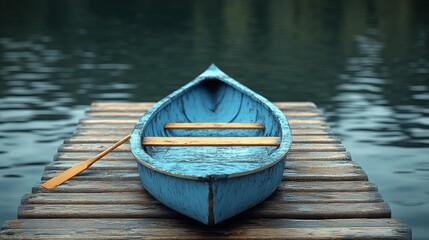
0, 0, 428, 238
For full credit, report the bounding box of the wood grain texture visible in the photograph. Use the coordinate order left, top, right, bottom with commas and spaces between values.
1, 218, 411, 240
21, 191, 384, 205
44, 160, 359, 171
0, 100, 412, 239
40, 160, 367, 182
40, 169, 367, 182
31, 180, 378, 194
17, 202, 391, 219
41, 134, 131, 189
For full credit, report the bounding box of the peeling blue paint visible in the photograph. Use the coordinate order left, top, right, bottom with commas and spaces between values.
130, 64, 292, 224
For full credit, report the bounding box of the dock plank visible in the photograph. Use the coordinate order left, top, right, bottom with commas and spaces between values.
21, 191, 384, 205
45, 160, 357, 171
41, 168, 368, 182
0, 102, 411, 239
1, 218, 411, 240
31, 180, 378, 193
18, 202, 391, 219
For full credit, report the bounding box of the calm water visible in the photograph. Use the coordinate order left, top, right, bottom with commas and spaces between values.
1, 0, 428, 238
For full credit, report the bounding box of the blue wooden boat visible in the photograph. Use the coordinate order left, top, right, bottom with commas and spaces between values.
130, 64, 292, 225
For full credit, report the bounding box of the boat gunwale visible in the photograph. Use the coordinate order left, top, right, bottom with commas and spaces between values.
130, 64, 292, 181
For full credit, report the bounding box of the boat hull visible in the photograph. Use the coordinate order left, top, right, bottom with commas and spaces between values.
131, 64, 292, 225
137, 157, 286, 225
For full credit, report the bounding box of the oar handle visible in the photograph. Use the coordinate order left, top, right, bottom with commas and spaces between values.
41, 134, 131, 189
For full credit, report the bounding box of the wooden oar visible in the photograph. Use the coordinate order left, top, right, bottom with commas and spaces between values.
41, 134, 131, 189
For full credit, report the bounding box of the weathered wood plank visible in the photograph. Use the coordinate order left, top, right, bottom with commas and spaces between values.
53, 151, 351, 161
65, 135, 340, 144
0, 102, 412, 239
0, 217, 407, 230
17, 202, 391, 219
54, 152, 137, 161
32, 180, 378, 194
41, 167, 367, 182
21, 191, 383, 205
56, 143, 346, 152
1, 227, 409, 240
44, 160, 361, 171
45, 160, 358, 171
1, 218, 411, 240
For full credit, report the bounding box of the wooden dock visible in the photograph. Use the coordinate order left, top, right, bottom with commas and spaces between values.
1, 102, 411, 239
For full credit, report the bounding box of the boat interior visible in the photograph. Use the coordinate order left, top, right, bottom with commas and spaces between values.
140, 79, 283, 177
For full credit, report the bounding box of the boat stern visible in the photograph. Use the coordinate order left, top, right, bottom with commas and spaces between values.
137, 163, 213, 225
209, 158, 286, 225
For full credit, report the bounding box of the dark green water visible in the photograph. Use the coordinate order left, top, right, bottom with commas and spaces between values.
1, 0, 428, 238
